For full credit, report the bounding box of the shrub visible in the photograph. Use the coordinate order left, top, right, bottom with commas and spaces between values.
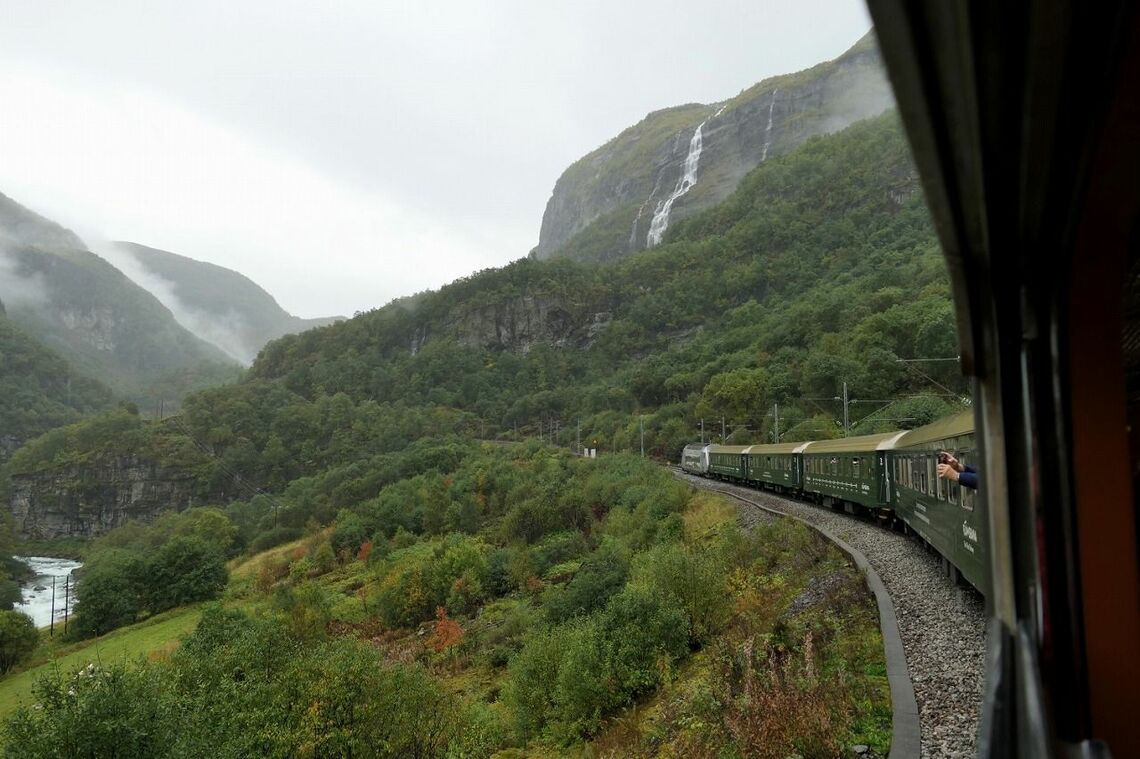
249, 526, 302, 553
504, 625, 573, 740
0, 611, 37, 673
73, 550, 146, 638
272, 582, 333, 642
488, 547, 535, 596
4, 663, 175, 756
145, 537, 228, 613
597, 587, 687, 696
544, 546, 628, 623
632, 541, 733, 646
330, 509, 369, 557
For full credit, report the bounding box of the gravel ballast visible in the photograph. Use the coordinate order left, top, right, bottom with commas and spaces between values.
676, 471, 986, 759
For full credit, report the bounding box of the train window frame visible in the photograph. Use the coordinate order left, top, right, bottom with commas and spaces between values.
936, 454, 946, 501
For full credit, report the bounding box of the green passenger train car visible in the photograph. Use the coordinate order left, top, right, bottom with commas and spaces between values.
741, 442, 808, 491
707, 445, 750, 480
683, 411, 984, 593
886, 412, 984, 588
800, 431, 906, 510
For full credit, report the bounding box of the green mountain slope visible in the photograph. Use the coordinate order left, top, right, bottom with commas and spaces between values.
252, 112, 960, 435
106, 242, 342, 365
0, 193, 240, 407
0, 306, 113, 462
3, 112, 965, 540
535, 30, 894, 263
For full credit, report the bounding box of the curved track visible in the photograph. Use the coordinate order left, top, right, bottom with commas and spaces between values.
674, 470, 985, 759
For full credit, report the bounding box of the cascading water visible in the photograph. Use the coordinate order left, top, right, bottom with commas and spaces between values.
629, 171, 664, 248
761, 88, 779, 161
645, 103, 727, 248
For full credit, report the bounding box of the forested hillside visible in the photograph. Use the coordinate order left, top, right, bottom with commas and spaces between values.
107, 242, 342, 364
0, 193, 240, 408
2, 111, 964, 541
7, 446, 891, 757
0, 305, 112, 462
252, 112, 961, 446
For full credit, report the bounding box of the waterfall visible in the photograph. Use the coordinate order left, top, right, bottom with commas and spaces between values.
761, 89, 779, 161
629, 170, 665, 248
646, 104, 726, 247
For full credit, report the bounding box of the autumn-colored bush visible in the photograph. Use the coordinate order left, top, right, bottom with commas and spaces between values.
429, 607, 464, 652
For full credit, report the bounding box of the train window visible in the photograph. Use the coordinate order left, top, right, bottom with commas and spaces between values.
852, 457, 860, 475
962, 485, 974, 511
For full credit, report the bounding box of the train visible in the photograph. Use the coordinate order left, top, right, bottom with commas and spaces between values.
681, 411, 984, 590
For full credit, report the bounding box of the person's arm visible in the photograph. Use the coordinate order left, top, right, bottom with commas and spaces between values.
958, 465, 978, 490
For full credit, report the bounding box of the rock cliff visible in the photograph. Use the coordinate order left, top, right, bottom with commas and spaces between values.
8, 457, 197, 539
534, 31, 893, 262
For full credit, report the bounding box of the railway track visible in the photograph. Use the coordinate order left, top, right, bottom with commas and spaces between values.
673, 469, 986, 759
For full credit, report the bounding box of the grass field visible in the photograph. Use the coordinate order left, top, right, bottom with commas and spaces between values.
0, 605, 203, 722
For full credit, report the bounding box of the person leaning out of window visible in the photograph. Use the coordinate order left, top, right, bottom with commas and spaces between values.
937, 451, 978, 490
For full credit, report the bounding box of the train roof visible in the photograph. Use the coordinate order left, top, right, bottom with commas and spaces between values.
799, 431, 904, 454
705, 444, 752, 454
738, 441, 809, 454
892, 411, 975, 449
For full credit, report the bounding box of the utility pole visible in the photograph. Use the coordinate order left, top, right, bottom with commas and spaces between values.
63, 576, 70, 635
721, 416, 726, 442
576, 418, 581, 456
842, 382, 850, 437
49, 578, 55, 638
640, 417, 645, 457
774, 403, 780, 442
700, 418, 705, 444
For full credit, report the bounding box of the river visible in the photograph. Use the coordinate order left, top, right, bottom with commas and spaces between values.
13, 556, 83, 629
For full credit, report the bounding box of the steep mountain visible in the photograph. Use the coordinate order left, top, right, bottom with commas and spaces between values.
534, 31, 893, 262
0, 192, 240, 406
102, 242, 343, 365
0, 307, 113, 462
4, 113, 964, 538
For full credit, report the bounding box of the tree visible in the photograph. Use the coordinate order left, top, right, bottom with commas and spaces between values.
144, 537, 228, 614
0, 611, 37, 673
73, 551, 145, 638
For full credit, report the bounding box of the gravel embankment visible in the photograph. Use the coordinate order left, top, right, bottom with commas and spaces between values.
676, 471, 986, 759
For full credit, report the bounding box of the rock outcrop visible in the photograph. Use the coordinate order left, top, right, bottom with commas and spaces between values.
534, 31, 893, 262
9, 458, 197, 539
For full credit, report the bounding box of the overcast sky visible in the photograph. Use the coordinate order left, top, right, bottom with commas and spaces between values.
0, 1, 872, 318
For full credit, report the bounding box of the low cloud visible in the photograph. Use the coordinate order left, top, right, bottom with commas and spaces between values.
0, 246, 51, 311
93, 241, 254, 365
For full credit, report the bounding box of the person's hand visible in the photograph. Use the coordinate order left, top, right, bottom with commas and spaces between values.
937, 463, 960, 481
939, 451, 964, 472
